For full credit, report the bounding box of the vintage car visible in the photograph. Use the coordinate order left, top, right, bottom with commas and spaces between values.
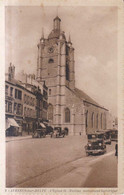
96, 130, 111, 144
104, 130, 111, 144
85, 132, 106, 156
32, 128, 46, 138
110, 129, 118, 141
51, 127, 65, 138
46, 125, 54, 135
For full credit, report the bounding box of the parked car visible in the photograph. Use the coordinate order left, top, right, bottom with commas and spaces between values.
110, 129, 118, 142
85, 132, 106, 156
96, 130, 111, 145
104, 130, 111, 144
51, 127, 65, 138
46, 125, 54, 135
32, 128, 46, 138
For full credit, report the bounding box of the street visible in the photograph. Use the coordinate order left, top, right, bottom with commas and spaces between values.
6, 135, 117, 188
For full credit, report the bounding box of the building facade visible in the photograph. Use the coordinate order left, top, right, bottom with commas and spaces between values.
36, 16, 109, 135
5, 64, 48, 136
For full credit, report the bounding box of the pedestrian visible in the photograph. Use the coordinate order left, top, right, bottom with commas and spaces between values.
115, 142, 118, 157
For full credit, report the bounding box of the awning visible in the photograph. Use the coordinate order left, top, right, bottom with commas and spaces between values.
40, 122, 46, 128
6, 118, 19, 130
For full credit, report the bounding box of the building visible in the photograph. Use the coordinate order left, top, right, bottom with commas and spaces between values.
36, 16, 109, 135
17, 72, 48, 124
5, 63, 48, 136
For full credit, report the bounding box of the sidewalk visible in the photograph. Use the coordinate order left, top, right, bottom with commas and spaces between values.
6, 133, 87, 143
6, 135, 32, 142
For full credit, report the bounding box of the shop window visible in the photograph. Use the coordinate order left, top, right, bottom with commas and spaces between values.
65, 107, 70, 123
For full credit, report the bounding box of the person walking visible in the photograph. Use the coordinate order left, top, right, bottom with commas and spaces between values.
115, 142, 118, 157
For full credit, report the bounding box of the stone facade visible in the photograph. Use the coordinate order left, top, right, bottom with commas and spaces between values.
37, 16, 109, 135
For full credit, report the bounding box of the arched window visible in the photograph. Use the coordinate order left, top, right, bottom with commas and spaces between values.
48, 104, 53, 121
85, 110, 88, 128
101, 113, 103, 129
48, 58, 54, 63
96, 114, 98, 129
104, 113, 106, 130
91, 112, 94, 128
66, 62, 69, 81
65, 108, 70, 123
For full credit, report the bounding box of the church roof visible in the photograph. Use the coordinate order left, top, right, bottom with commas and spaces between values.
74, 88, 108, 110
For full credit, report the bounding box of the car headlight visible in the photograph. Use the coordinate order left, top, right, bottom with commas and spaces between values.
99, 143, 102, 146
88, 143, 91, 146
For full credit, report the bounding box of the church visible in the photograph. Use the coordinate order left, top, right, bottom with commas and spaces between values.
36, 16, 109, 135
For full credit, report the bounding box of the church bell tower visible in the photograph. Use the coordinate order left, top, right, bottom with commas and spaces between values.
36, 16, 75, 126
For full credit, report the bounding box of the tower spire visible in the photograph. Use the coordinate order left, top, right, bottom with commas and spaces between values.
68, 33, 72, 46
57, 6, 59, 17
41, 27, 44, 39
68, 34, 71, 43
40, 27, 45, 43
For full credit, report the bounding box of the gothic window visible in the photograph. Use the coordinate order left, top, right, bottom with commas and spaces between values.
104, 113, 106, 129
48, 58, 54, 63
85, 110, 88, 128
48, 104, 53, 121
91, 112, 94, 128
66, 62, 69, 81
96, 114, 99, 129
65, 108, 70, 123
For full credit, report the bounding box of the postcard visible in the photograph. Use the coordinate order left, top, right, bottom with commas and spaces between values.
0, 0, 124, 194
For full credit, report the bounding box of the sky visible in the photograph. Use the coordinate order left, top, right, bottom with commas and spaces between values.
5, 6, 118, 116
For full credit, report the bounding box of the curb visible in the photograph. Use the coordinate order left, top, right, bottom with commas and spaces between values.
6, 136, 32, 142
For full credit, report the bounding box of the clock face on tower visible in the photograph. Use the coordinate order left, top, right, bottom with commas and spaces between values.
48, 47, 54, 53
